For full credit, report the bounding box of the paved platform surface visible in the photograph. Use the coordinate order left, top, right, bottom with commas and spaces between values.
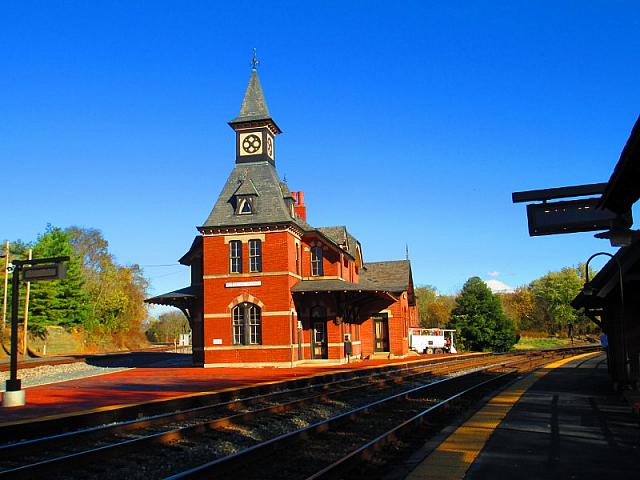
0, 352, 452, 424
406, 352, 640, 480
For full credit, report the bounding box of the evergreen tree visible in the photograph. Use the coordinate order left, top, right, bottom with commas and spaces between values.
448, 277, 517, 352
28, 225, 89, 331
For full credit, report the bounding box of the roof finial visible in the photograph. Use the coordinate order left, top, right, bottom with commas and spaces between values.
251, 48, 259, 70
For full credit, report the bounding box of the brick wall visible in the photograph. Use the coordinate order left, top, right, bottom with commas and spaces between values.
196, 228, 414, 366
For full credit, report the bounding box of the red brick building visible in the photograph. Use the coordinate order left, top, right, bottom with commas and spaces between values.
147, 65, 419, 367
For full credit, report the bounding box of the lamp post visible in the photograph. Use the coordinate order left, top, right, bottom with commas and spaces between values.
583, 251, 627, 388
583, 252, 623, 304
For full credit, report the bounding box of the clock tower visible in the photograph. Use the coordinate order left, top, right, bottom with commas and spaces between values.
228, 53, 281, 165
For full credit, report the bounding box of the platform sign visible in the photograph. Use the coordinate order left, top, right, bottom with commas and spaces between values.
526, 198, 632, 236
4, 255, 70, 406
22, 263, 67, 282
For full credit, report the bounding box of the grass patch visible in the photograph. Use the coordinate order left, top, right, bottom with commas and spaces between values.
515, 336, 574, 350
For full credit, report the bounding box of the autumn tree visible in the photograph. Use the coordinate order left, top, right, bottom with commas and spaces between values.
498, 287, 535, 331
6, 226, 149, 348
449, 277, 517, 352
67, 227, 148, 340
415, 285, 455, 328
146, 311, 190, 343
529, 266, 595, 336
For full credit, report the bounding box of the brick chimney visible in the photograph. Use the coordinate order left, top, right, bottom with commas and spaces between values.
292, 191, 307, 221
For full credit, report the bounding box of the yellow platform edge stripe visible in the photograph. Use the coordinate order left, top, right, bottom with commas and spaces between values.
406, 351, 600, 480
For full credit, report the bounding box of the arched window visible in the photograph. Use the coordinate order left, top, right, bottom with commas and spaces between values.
311, 246, 323, 276
232, 303, 262, 345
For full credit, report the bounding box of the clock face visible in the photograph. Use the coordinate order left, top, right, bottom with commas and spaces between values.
242, 134, 261, 154
266, 135, 273, 158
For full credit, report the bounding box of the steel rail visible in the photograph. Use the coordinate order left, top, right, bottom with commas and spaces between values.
0, 352, 493, 444
305, 370, 517, 480
0, 356, 503, 476
0, 347, 599, 479
165, 357, 536, 479
306, 349, 602, 480
168, 348, 598, 480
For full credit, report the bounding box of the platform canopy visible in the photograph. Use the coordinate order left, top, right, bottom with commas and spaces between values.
145, 286, 198, 319
292, 279, 398, 323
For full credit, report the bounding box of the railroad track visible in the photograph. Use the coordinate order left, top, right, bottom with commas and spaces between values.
0, 352, 494, 443
0, 347, 599, 479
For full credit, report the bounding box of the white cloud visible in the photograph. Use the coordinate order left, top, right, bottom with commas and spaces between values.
488, 271, 501, 278
484, 279, 515, 293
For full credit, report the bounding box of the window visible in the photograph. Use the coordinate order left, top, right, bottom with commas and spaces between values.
229, 240, 242, 273
311, 246, 323, 276
249, 239, 262, 272
233, 303, 262, 345
295, 243, 300, 275
236, 196, 254, 215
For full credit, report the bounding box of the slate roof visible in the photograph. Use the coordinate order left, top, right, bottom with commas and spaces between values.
316, 226, 362, 261
361, 260, 412, 292
145, 286, 197, 305
234, 178, 259, 196
200, 162, 308, 229
228, 69, 281, 133
291, 278, 384, 293
179, 236, 202, 265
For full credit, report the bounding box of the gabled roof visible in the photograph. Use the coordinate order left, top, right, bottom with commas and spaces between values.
200, 162, 306, 229
233, 178, 259, 196
316, 226, 362, 263
361, 260, 412, 292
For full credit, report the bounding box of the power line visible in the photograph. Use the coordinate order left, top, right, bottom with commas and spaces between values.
140, 264, 181, 267
147, 270, 186, 279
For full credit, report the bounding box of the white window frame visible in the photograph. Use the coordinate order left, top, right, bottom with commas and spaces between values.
229, 240, 242, 273
249, 239, 262, 273
232, 303, 262, 345
311, 246, 323, 276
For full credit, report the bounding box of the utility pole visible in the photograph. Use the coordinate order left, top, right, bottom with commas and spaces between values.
2, 240, 9, 330
22, 249, 32, 355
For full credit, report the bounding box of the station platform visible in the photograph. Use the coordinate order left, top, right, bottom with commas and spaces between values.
0, 352, 451, 424
403, 352, 640, 480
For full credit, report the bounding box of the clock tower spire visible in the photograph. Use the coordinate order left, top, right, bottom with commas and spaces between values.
228, 51, 281, 165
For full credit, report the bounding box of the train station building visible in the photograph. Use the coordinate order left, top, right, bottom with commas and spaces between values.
147, 64, 419, 367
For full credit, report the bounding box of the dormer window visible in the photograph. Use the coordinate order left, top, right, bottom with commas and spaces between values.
236, 196, 254, 215
232, 177, 258, 215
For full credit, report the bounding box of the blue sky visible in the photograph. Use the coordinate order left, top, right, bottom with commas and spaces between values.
2, 1, 639, 304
